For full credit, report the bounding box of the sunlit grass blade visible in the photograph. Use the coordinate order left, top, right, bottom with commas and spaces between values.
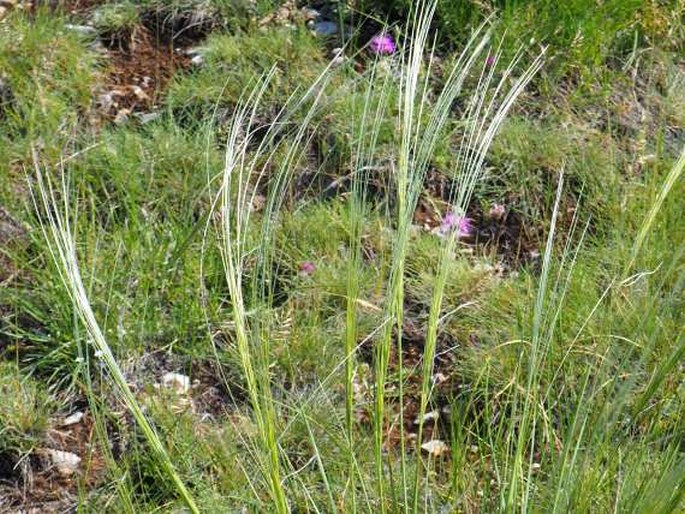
29, 152, 199, 514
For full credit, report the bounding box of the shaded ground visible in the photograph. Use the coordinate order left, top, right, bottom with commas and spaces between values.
357, 301, 461, 450
99, 26, 190, 120
0, 411, 106, 512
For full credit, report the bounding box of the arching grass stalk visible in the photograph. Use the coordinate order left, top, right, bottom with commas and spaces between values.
504, 173, 565, 511
212, 58, 338, 510
361, 1, 543, 508
369, 2, 442, 508
29, 153, 199, 514
626, 145, 685, 275
549, 150, 685, 511
411, 39, 544, 510
343, 50, 394, 513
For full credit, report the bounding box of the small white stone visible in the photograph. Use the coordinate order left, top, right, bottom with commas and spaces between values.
302, 8, 319, 21
130, 85, 148, 101
61, 411, 85, 427
135, 111, 161, 124
433, 372, 448, 384
420, 439, 449, 457
97, 93, 113, 112
45, 449, 81, 476
161, 372, 191, 394
413, 410, 440, 425
113, 108, 131, 125
64, 24, 97, 36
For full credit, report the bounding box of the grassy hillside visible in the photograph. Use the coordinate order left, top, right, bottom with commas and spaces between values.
0, 0, 683, 512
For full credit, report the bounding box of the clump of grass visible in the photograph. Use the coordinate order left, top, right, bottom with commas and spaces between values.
92, 1, 140, 50
15, 0, 684, 511
0, 11, 96, 147
358, 0, 684, 76
204, 1, 544, 509
168, 27, 328, 121
139, 0, 278, 43
0, 363, 52, 455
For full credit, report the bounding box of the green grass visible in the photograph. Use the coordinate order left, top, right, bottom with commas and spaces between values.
0, 0, 683, 512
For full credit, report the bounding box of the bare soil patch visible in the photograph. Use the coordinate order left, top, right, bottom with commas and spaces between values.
357, 296, 461, 452
0, 411, 106, 512
99, 26, 190, 119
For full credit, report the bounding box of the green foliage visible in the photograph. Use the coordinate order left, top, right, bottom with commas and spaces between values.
168, 28, 328, 117
139, 0, 280, 32
0, 12, 97, 140
358, 0, 684, 75
92, 1, 140, 32
0, 364, 51, 453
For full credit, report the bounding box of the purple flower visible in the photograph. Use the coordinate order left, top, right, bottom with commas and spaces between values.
438, 212, 473, 238
369, 33, 396, 55
485, 55, 496, 68
299, 261, 316, 276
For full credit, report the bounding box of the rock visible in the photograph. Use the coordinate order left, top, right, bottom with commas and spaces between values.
134, 111, 161, 124
113, 108, 131, 125
97, 93, 114, 112
311, 21, 338, 37
302, 8, 319, 21
413, 410, 440, 425
331, 47, 346, 66
88, 39, 107, 53
433, 372, 448, 385
488, 203, 506, 220
185, 47, 207, 67
421, 439, 449, 457
60, 411, 85, 427
64, 24, 97, 36
0, 1, 16, 20
44, 449, 81, 476
161, 372, 191, 394
130, 85, 149, 101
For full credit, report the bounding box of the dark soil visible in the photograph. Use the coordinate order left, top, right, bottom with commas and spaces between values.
357, 295, 462, 451
127, 349, 240, 420
100, 26, 190, 118
417, 168, 543, 268
0, 412, 106, 511
140, 4, 222, 46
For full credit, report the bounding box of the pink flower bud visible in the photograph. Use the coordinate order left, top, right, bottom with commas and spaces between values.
299, 261, 316, 276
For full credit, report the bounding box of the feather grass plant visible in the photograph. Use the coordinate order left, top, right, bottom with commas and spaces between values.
495, 148, 685, 511
29, 152, 200, 513
209, 54, 341, 509
208, 0, 544, 509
